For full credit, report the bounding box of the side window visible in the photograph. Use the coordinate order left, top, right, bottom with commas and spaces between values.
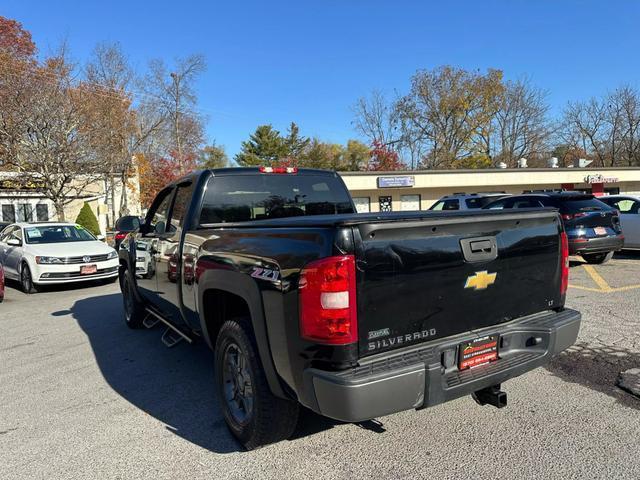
10, 228, 23, 242
432, 199, 459, 211
169, 183, 194, 231
486, 199, 509, 210
147, 190, 174, 235
614, 199, 638, 213
513, 199, 544, 209
0, 226, 14, 243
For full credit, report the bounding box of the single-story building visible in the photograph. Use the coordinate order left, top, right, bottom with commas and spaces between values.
339, 167, 640, 213
0, 172, 142, 234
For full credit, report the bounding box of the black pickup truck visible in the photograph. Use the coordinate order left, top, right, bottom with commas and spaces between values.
118, 167, 581, 449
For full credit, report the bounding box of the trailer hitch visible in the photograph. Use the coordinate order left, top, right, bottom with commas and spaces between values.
472, 384, 507, 409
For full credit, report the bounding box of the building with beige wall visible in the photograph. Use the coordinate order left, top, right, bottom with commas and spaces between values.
0, 172, 142, 235
339, 167, 640, 213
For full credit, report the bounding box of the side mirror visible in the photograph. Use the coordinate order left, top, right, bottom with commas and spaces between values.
7, 238, 21, 247
97, 234, 106, 241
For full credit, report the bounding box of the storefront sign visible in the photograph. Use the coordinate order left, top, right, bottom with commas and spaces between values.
0, 178, 45, 190
377, 176, 415, 188
584, 174, 618, 184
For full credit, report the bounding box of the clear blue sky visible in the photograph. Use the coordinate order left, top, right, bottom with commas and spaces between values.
3, 0, 640, 159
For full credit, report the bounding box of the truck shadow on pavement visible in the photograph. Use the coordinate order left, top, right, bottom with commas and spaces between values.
545, 341, 640, 409
55, 292, 241, 453
56, 292, 357, 453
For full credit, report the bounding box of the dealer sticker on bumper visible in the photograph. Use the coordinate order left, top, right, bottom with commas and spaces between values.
458, 335, 499, 370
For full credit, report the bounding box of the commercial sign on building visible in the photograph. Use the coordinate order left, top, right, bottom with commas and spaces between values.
377, 176, 415, 188
584, 174, 619, 184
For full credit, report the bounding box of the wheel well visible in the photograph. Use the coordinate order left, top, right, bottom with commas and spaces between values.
202, 289, 252, 345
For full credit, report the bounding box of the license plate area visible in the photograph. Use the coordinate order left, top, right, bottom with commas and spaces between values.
80, 264, 97, 275
594, 227, 607, 236
458, 335, 499, 370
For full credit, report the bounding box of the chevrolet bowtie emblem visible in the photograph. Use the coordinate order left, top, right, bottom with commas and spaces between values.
464, 271, 497, 290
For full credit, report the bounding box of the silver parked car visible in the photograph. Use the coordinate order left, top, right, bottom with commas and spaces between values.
429, 193, 510, 211
599, 195, 640, 249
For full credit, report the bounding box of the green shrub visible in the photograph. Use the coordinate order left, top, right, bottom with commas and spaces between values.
75, 202, 101, 237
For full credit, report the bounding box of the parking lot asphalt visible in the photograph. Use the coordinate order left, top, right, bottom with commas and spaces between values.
1, 255, 640, 480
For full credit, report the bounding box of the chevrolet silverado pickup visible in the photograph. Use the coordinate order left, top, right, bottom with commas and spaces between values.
118, 167, 581, 449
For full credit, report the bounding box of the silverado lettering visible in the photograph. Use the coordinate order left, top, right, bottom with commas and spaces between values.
368, 329, 438, 351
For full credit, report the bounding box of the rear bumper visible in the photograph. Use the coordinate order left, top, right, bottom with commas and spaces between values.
302, 308, 581, 422
569, 235, 624, 255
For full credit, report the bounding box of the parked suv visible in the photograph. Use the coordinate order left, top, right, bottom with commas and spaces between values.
483, 192, 623, 264
429, 193, 510, 211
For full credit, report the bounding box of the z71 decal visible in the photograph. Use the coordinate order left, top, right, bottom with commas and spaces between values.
250, 267, 280, 281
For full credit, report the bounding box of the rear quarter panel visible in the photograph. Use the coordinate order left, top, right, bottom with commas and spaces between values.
192, 226, 354, 395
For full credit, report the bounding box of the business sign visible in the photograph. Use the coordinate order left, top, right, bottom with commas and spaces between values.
0, 179, 45, 191
584, 174, 619, 184
377, 176, 415, 188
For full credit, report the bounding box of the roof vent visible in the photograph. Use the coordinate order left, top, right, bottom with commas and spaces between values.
575, 158, 593, 168
548, 157, 559, 168
517, 158, 528, 168
497, 162, 507, 169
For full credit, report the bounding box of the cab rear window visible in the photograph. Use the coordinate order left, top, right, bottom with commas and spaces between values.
199, 174, 354, 224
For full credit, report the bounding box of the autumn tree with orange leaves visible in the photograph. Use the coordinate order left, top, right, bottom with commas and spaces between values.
0, 15, 208, 222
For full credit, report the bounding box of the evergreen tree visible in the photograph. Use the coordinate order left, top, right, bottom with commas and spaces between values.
235, 125, 288, 166
75, 202, 101, 237
198, 144, 229, 169
284, 122, 310, 159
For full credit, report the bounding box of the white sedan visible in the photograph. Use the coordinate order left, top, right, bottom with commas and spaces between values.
599, 195, 640, 249
0, 222, 119, 293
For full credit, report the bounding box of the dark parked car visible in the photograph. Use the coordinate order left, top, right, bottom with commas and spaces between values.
484, 192, 623, 264
118, 167, 580, 449
112, 215, 142, 249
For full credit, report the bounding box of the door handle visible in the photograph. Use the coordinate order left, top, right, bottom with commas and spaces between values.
460, 236, 498, 263
470, 239, 492, 253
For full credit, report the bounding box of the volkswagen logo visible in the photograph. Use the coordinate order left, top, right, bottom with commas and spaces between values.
82, 255, 91, 263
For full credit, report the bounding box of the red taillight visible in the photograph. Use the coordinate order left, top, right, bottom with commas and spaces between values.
299, 255, 357, 345
259, 166, 298, 174
561, 212, 587, 221
560, 231, 569, 296
114, 232, 127, 240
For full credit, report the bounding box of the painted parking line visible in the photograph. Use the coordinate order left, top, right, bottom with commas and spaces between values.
582, 265, 613, 292
569, 264, 640, 293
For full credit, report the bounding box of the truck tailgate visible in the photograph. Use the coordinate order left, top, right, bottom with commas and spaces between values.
355, 210, 563, 357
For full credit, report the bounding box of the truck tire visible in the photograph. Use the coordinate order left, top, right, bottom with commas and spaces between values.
582, 251, 614, 264
215, 317, 299, 450
121, 269, 145, 329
